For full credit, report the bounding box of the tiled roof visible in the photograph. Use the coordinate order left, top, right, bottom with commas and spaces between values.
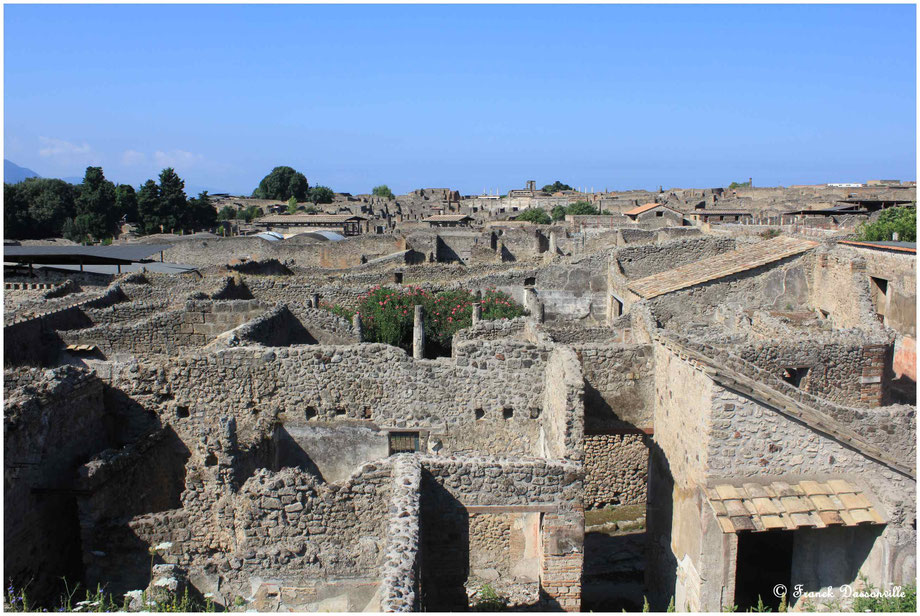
624, 202, 664, 216
627, 236, 819, 299
706, 479, 885, 533
423, 214, 472, 222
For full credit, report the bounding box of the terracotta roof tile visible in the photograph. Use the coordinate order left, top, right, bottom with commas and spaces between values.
627, 237, 820, 299
706, 479, 885, 534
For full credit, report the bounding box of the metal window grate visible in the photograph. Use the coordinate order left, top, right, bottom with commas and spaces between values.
389, 431, 420, 455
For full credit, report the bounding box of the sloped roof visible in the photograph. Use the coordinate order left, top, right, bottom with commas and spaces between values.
838, 240, 916, 254
706, 479, 884, 533
624, 202, 674, 216
627, 236, 819, 299
423, 214, 473, 222
257, 214, 366, 224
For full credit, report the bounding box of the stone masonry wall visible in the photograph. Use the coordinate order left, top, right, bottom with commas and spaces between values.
737, 338, 890, 407
60, 300, 268, 357
583, 433, 648, 508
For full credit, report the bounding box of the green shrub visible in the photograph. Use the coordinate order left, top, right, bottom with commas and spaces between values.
328, 286, 525, 355
515, 208, 551, 224
852, 578, 916, 612
856, 206, 916, 242
471, 583, 508, 611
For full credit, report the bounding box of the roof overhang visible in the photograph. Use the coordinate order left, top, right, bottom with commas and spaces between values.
705, 479, 885, 533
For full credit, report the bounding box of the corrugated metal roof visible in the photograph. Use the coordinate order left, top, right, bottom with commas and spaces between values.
706, 479, 884, 533
4, 244, 171, 264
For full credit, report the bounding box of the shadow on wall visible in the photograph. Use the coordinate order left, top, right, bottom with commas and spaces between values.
420, 471, 471, 610
644, 441, 677, 611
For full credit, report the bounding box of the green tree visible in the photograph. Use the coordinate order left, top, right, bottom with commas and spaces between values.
856, 206, 916, 242
516, 208, 552, 224
541, 180, 573, 194
115, 184, 138, 223
728, 180, 752, 189
551, 205, 567, 222
184, 191, 217, 230
4, 178, 77, 239
217, 205, 236, 221
238, 205, 263, 223
565, 201, 599, 216
252, 166, 309, 200
74, 167, 118, 240
372, 185, 395, 199
158, 167, 187, 232
136, 179, 163, 234
287, 195, 299, 214
309, 185, 335, 205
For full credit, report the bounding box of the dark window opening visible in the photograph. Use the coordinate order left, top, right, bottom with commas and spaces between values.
389, 431, 420, 455
475, 408, 485, 420
502, 407, 513, 420
734, 530, 793, 612
781, 366, 809, 388
176, 406, 190, 419
524, 277, 536, 287
611, 296, 624, 317
393, 272, 404, 284
656, 211, 664, 217
869, 276, 889, 320
334, 408, 347, 418
306, 406, 317, 420
204, 452, 218, 467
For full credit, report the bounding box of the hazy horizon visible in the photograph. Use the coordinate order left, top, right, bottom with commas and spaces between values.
4, 4, 916, 195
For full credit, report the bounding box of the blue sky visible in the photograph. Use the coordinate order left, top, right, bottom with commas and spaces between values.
4, 3, 916, 195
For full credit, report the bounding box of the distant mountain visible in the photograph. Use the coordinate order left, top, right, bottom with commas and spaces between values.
4, 159, 41, 183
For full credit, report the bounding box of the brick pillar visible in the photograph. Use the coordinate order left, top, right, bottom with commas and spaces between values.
413, 305, 425, 359
472, 303, 482, 326
539, 512, 583, 611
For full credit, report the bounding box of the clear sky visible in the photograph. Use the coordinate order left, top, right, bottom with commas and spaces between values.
4, 3, 916, 196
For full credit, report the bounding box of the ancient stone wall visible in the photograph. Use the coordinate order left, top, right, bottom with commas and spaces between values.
809, 249, 883, 330
574, 343, 655, 430
4, 366, 108, 601
583, 433, 648, 508
161, 235, 405, 268
737, 338, 890, 407
648, 255, 811, 328
379, 455, 422, 612
614, 237, 738, 280
60, 299, 268, 357
112, 341, 552, 459
541, 346, 586, 462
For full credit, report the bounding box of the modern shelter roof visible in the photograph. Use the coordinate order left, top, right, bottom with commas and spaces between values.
4, 244, 171, 265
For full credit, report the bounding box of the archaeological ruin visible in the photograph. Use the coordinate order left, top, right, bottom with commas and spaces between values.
3, 186, 917, 612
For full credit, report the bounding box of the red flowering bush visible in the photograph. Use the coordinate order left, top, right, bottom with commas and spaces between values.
324, 286, 525, 355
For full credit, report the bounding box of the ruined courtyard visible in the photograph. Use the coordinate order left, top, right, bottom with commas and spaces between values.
3, 203, 917, 612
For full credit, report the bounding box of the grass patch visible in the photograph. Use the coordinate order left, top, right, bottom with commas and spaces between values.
585, 503, 646, 528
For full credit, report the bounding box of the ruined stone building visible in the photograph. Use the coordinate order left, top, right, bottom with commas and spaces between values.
3, 220, 916, 611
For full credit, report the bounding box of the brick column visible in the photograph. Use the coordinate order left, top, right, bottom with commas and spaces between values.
539, 512, 583, 611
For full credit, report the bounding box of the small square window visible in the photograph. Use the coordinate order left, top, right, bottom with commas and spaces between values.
389, 431, 420, 455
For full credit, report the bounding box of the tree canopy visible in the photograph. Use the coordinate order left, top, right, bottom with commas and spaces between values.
515, 208, 552, 225
309, 185, 335, 205
541, 181, 573, 194
856, 206, 916, 242
728, 180, 752, 189
4, 178, 76, 240
252, 166, 309, 201
372, 185, 395, 199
